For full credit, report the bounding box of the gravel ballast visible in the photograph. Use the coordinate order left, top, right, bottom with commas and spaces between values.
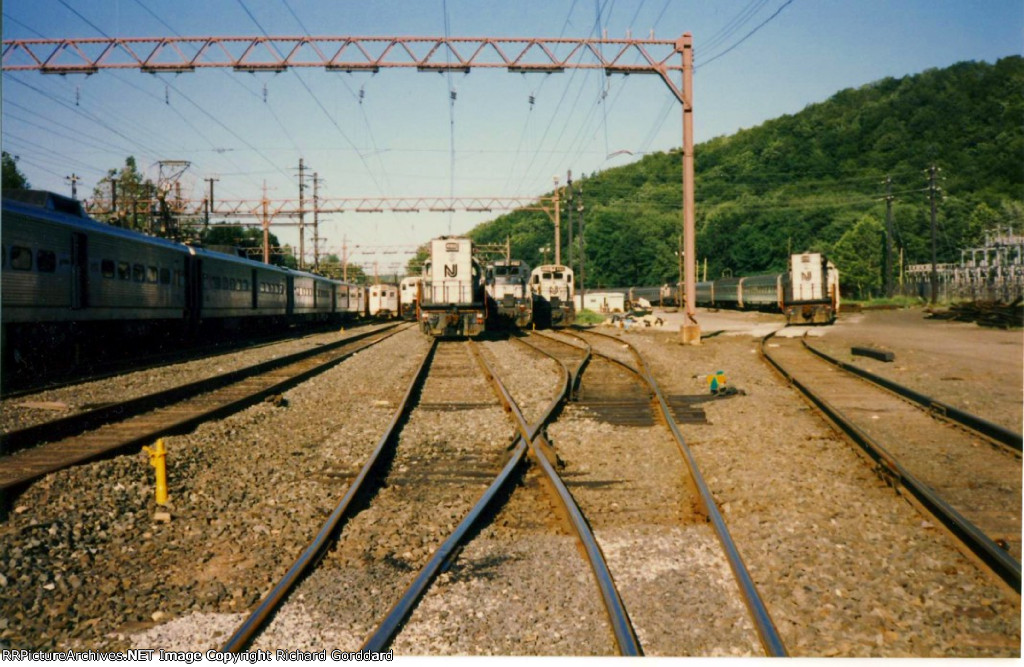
0, 308, 1019, 656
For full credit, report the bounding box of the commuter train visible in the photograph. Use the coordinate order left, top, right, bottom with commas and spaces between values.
419, 236, 487, 337
1, 190, 366, 376
530, 263, 575, 328
398, 276, 422, 321
366, 283, 399, 319
637, 253, 840, 325
484, 259, 533, 329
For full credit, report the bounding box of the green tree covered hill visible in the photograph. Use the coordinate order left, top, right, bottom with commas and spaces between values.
463, 56, 1023, 297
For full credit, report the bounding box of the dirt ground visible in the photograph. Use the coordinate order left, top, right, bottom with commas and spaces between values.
622, 306, 1023, 435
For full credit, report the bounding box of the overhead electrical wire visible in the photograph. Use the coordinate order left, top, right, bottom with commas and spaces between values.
5, 75, 168, 159
701, 0, 771, 54
236, 0, 389, 200
698, 0, 796, 69
278, 0, 393, 194
6, 4, 274, 199
54, 0, 109, 38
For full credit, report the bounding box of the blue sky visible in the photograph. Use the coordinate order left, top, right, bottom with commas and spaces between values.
3, 0, 1022, 274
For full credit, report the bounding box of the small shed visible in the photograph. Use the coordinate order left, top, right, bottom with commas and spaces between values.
577, 291, 626, 313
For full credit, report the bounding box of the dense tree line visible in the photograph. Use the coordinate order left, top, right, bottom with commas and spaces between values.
464, 56, 1024, 298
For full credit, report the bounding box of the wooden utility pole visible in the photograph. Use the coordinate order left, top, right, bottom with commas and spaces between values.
928, 165, 940, 304
298, 158, 306, 270
204, 177, 218, 227
553, 175, 561, 265
566, 170, 574, 274
65, 173, 80, 199
312, 172, 321, 271
884, 176, 894, 297
342, 235, 348, 282
262, 181, 271, 264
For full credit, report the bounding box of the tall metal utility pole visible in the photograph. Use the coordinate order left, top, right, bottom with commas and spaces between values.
680, 33, 698, 344
312, 172, 321, 271
928, 165, 940, 304
204, 177, 218, 227
884, 176, 894, 297
298, 158, 306, 270
553, 175, 561, 265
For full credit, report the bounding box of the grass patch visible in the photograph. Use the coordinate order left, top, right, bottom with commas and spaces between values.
844, 295, 927, 309
575, 308, 608, 325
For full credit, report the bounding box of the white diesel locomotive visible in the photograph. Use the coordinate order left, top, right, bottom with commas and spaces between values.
418, 236, 487, 337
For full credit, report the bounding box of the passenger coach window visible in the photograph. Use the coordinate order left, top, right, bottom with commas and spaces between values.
133, 264, 145, 282
10, 246, 32, 271
102, 259, 115, 278
118, 261, 130, 280
36, 249, 57, 273
147, 266, 158, 283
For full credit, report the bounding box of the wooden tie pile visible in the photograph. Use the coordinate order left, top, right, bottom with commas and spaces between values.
925, 297, 1024, 329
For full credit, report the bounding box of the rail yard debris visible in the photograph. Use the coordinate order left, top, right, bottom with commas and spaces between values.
925, 298, 1024, 329
851, 346, 895, 362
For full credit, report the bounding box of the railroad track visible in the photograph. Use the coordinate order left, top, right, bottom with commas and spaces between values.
0, 322, 408, 502
223, 337, 644, 655
529, 327, 787, 656
760, 331, 1022, 593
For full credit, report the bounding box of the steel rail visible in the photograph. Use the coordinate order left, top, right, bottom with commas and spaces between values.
360, 339, 572, 652
1, 322, 403, 455
0, 324, 411, 501
221, 337, 438, 653
486, 338, 642, 656
760, 332, 1022, 593
801, 339, 1022, 452
570, 327, 789, 657
513, 331, 591, 400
